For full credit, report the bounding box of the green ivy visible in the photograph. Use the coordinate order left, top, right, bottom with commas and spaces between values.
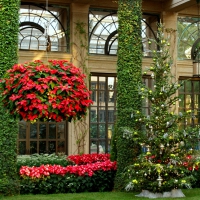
0, 0, 20, 195
113, 0, 143, 190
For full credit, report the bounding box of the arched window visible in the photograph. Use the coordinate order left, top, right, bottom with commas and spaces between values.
89, 8, 159, 56
178, 16, 200, 60
19, 3, 70, 52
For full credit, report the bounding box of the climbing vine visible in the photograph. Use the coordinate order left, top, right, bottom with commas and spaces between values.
114, 0, 143, 190
0, 0, 20, 195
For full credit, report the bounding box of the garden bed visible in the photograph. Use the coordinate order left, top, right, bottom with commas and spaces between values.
18, 153, 117, 194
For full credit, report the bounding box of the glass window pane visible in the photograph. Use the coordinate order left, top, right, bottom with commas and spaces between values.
90, 75, 117, 154
194, 81, 200, 91
57, 141, 65, 153
185, 94, 192, 109
108, 77, 115, 90
90, 109, 97, 122
49, 124, 56, 139
57, 124, 65, 139
30, 141, 37, 154
108, 90, 115, 103
108, 109, 114, 122
39, 141, 46, 154
90, 141, 98, 154
91, 76, 97, 86
39, 124, 46, 139
99, 91, 106, 102
49, 141, 56, 154
99, 77, 106, 89
90, 124, 98, 138
91, 90, 97, 101
99, 124, 106, 138
99, 109, 105, 122
99, 141, 105, 153
185, 81, 192, 93
108, 124, 114, 140
30, 124, 37, 139
19, 122, 26, 139
179, 94, 185, 108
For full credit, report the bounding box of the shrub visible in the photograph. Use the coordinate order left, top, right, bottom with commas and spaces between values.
19, 154, 117, 194
17, 153, 73, 172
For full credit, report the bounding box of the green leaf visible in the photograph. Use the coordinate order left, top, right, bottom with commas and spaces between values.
57, 89, 62, 95
50, 82, 55, 89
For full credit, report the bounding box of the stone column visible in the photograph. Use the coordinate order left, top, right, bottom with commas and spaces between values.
161, 12, 178, 78
68, 3, 90, 155
162, 12, 179, 112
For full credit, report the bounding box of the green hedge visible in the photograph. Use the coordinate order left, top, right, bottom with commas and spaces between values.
17, 154, 73, 171
0, 0, 20, 195
20, 170, 116, 194
114, 0, 142, 190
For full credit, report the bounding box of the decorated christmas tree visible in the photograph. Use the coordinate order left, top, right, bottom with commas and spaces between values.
123, 23, 199, 198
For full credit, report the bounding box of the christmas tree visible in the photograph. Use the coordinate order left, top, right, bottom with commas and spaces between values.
123, 23, 199, 197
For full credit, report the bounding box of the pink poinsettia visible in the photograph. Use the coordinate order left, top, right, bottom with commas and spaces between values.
19, 160, 117, 179
0, 60, 93, 122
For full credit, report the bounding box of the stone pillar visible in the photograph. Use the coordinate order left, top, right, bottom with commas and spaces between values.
161, 12, 179, 112
68, 3, 90, 155
161, 12, 178, 78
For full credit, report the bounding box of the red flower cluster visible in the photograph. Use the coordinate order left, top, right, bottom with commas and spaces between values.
182, 155, 199, 171
67, 153, 110, 165
0, 60, 93, 122
20, 160, 117, 178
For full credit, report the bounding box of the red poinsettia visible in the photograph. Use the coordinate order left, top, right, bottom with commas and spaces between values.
0, 60, 93, 122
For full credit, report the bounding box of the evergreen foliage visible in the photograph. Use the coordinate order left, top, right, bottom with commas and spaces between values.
123, 24, 199, 193
113, 0, 142, 190
0, 0, 20, 195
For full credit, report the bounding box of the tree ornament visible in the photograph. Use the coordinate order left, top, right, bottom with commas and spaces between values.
146, 145, 151, 152
160, 144, 164, 150
157, 175, 163, 187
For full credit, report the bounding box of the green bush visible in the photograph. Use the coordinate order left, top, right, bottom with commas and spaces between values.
0, 0, 20, 196
17, 154, 73, 171
20, 170, 116, 194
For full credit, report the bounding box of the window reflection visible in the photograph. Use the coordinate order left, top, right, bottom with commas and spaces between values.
179, 79, 200, 128
90, 75, 117, 153
18, 121, 67, 155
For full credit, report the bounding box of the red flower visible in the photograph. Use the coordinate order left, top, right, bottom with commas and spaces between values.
19, 155, 117, 179
0, 60, 93, 122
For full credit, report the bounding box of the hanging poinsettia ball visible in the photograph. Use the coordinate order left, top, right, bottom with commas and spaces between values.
0, 60, 93, 122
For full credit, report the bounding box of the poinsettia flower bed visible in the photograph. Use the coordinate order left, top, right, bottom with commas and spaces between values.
20, 160, 116, 178
19, 154, 117, 194
67, 153, 111, 165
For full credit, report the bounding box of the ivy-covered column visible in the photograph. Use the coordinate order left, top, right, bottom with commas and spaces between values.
0, 0, 20, 195
114, 0, 142, 190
